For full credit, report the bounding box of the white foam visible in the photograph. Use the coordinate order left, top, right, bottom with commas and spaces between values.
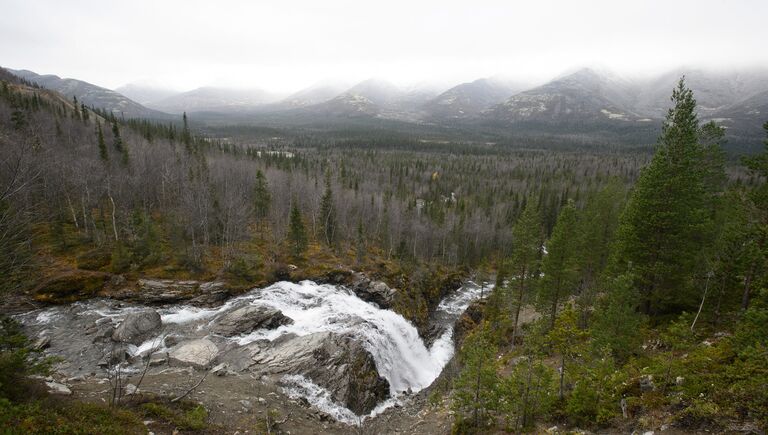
35, 311, 59, 324
280, 375, 361, 425
230, 281, 453, 395
160, 306, 222, 324
24, 279, 484, 424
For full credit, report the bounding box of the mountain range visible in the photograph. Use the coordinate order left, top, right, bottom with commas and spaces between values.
6, 66, 768, 151
8, 69, 171, 119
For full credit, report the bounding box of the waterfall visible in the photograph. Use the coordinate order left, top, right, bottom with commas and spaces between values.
20, 279, 489, 424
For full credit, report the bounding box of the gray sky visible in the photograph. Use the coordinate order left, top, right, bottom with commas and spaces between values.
2, 0, 767, 93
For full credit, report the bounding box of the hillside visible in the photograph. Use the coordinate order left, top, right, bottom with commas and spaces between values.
421, 78, 524, 120
7, 68, 172, 119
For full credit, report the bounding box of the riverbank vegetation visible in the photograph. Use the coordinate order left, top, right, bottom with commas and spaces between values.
451, 80, 768, 433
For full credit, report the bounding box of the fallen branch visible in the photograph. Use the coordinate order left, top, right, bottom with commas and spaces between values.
171, 369, 209, 403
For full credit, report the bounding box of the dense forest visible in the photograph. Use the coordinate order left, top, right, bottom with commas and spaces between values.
0, 67, 767, 433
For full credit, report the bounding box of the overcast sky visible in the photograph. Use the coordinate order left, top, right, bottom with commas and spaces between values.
1, 0, 766, 93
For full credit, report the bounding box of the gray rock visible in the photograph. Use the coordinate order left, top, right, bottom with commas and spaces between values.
255, 332, 389, 414
89, 325, 115, 343
33, 336, 51, 350
211, 363, 230, 376
135, 279, 198, 303
111, 310, 162, 345
199, 281, 226, 292
124, 383, 138, 395
348, 273, 397, 308
211, 305, 293, 337
169, 339, 218, 369
163, 335, 180, 348
45, 381, 72, 395
149, 352, 168, 366
639, 374, 655, 392
98, 345, 131, 367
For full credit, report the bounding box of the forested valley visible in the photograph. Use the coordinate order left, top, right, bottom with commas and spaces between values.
1, 67, 767, 434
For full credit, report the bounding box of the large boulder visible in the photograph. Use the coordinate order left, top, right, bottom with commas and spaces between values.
453, 299, 486, 346
115, 279, 233, 306
111, 309, 162, 345
211, 305, 293, 337
169, 338, 219, 369
134, 279, 199, 304
348, 273, 397, 308
248, 332, 389, 414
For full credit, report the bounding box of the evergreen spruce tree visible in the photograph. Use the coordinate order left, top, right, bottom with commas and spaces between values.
591, 273, 645, 361
72, 96, 80, 120
547, 304, 588, 400
613, 78, 723, 314
253, 170, 271, 222
575, 180, 625, 327
509, 197, 543, 343
181, 111, 192, 148
355, 219, 365, 266
318, 173, 337, 247
97, 122, 109, 162
739, 122, 768, 310
287, 201, 308, 259
537, 199, 580, 329
111, 122, 129, 166
452, 324, 500, 430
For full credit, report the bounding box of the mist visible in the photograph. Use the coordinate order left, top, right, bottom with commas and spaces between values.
2, 0, 767, 93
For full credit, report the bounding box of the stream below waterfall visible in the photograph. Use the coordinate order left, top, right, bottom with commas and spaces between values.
17, 279, 490, 424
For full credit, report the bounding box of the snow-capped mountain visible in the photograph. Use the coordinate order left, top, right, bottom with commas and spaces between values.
421, 78, 525, 120
483, 68, 643, 124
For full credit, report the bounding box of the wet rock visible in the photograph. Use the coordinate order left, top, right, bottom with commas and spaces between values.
120, 279, 234, 306
134, 279, 199, 304
163, 335, 180, 348
87, 324, 115, 343
211, 305, 293, 337
112, 309, 162, 345
45, 381, 72, 395
189, 290, 230, 307
98, 345, 132, 367
252, 332, 389, 414
453, 298, 486, 346
33, 335, 51, 350
192, 281, 234, 307
169, 339, 218, 369
347, 273, 397, 308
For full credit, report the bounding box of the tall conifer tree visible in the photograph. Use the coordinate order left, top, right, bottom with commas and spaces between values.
613, 78, 723, 314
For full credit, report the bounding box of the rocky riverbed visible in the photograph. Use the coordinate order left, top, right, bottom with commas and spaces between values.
16, 278, 489, 431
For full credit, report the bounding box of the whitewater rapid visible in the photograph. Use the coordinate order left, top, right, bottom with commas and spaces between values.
21, 279, 490, 424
